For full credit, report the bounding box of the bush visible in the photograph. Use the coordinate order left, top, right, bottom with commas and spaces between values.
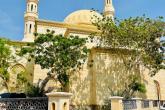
25, 84, 46, 97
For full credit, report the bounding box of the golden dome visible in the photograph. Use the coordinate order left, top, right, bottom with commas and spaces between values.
64, 10, 102, 25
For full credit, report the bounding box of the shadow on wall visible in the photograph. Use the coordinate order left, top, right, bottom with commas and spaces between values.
93, 51, 147, 104
69, 49, 147, 108
69, 59, 91, 106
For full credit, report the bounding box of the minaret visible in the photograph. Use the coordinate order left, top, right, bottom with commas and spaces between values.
23, 0, 39, 42
104, 0, 115, 18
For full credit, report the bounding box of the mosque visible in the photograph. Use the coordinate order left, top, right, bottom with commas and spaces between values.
0, 0, 165, 108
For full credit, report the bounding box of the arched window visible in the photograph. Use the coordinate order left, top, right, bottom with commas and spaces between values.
154, 80, 161, 100
107, 0, 111, 4
31, 4, 33, 11
25, 24, 27, 33
35, 5, 37, 12
63, 102, 67, 110
29, 24, 32, 33
51, 103, 56, 110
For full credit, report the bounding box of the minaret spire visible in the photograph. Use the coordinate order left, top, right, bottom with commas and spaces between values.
23, 0, 39, 42
104, 0, 115, 18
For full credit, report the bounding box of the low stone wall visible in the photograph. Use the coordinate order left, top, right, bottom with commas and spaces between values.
69, 105, 104, 110
109, 97, 165, 110
123, 100, 159, 110
0, 97, 48, 110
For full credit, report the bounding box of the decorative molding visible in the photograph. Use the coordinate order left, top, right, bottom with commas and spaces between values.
25, 16, 37, 22
27, 0, 38, 4
36, 19, 99, 35
7, 41, 28, 46
104, 11, 115, 16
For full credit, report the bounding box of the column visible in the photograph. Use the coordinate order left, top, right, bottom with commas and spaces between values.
110, 96, 123, 110
46, 92, 72, 110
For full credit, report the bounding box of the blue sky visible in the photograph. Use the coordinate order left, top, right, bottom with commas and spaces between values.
0, 0, 165, 41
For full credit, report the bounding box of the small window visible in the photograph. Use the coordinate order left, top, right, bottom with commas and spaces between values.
107, 0, 111, 4
107, 0, 109, 4
31, 4, 33, 11
35, 5, 37, 12
52, 103, 55, 110
63, 102, 67, 110
29, 24, 32, 33
25, 24, 27, 33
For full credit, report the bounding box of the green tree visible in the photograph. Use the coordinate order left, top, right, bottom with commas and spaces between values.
20, 30, 88, 92
0, 38, 11, 91
0, 38, 28, 92
93, 16, 165, 75
121, 75, 146, 99
92, 16, 165, 98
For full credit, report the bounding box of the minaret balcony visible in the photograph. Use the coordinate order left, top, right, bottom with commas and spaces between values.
24, 12, 38, 18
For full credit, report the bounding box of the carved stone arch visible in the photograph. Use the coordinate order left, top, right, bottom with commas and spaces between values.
9, 64, 27, 91
10, 63, 26, 73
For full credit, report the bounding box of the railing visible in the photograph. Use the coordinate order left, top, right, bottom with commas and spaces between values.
141, 100, 149, 108
123, 100, 137, 110
160, 100, 165, 106
0, 97, 48, 110
153, 100, 158, 107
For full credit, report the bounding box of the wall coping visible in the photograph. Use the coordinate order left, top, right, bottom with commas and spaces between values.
132, 98, 142, 100
46, 92, 72, 97
110, 96, 123, 100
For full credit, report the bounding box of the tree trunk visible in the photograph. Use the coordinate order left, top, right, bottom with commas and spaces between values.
39, 74, 53, 92
0, 75, 9, 92
62, 83, 69, 92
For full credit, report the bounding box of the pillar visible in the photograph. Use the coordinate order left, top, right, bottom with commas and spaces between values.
110, 96, 123, 110
46, 92, 72, 110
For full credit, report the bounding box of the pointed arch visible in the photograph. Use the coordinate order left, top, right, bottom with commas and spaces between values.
35, 5, 37, 12
25, 24, 27, 33
154, 80, 161, 100
10, 64, 26, 74
31, 4, 34, 11
29, 24, 32, 33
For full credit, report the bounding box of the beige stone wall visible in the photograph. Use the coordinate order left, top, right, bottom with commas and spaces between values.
69, 48, 165, 106
92, 50, 142, 105
158, 69, 165, 100
93, 52, 126, 105
69, 49, 141, 105
143, 69, 165, 100
33, 64, 48, 84
69, 60, 91, 105
37, 25, 67, 36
